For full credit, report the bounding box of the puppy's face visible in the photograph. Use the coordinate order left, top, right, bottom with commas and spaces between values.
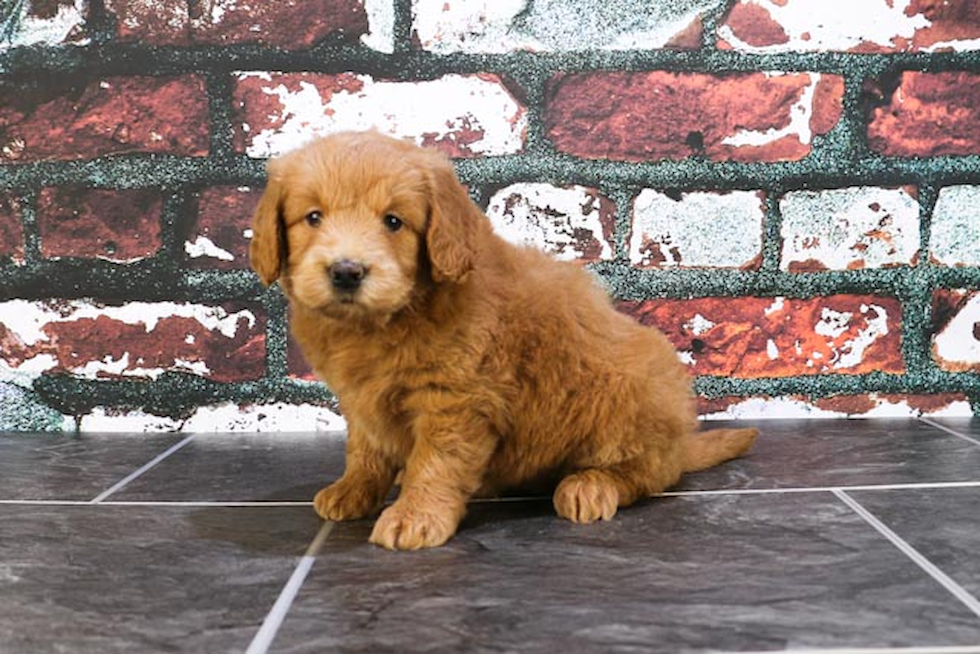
250, 132, 479, 320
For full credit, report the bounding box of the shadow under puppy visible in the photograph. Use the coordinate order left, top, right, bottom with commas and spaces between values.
250, 131, 758, 551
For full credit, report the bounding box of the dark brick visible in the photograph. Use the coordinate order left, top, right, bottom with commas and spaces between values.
0, 194, 24, 263
0, 76, 209, 162
38, 187, 163, 262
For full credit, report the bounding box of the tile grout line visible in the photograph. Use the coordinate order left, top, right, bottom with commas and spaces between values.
720, 645, 980, 654
88, 434, 198, 504
4, 479, 980, 507
919, 417, 980, 448
245, 521, 334, 654
832, 489, 980, 620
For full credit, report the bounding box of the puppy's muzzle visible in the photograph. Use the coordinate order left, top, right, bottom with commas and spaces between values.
329, 259, 367, 293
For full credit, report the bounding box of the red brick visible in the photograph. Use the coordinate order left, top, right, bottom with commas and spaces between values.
868, 71, 980, 157
622, 295, 903, 378
0, 194, 24, 262
105, 0, 367, 48
0, 299, 265, 383
38, 187, 162, 262
186, 186, 261, 269
545, 71, 843, 162
0, 76, 209, 162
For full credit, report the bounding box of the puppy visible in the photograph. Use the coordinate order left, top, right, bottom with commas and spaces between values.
250, 131, 757, 550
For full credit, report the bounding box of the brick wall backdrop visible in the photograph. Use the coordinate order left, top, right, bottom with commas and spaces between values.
2, 0, 980, 431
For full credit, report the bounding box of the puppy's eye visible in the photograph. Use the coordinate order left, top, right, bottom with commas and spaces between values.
305, 211, 322, 227
383, 214, 403, 232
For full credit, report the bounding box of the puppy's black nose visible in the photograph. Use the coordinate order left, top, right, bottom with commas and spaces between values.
329, 260, 366, 292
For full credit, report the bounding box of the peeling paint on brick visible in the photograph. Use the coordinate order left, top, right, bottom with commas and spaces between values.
412, 0, 719, 53
624, 295, 904, 377
0, 300, 264, 383
780, 187, 920, 272
234, 72, 527, 159
78, 402, 346, 432
931, 186, 980, 267
933, 291, 980, 372
718, 0, 931, 53
106, 0, 369, 48
186, 186, 259, 269
701, 393, 972, 419
0, 0, 87, 50
362, 0, 395, 52
486, 183, 615, 262
629, 189, 764, 268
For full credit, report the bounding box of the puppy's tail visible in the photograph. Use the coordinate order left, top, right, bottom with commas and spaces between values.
681, 427, 758, 472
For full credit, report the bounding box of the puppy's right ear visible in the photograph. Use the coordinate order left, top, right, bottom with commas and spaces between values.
249, 160, 286, 286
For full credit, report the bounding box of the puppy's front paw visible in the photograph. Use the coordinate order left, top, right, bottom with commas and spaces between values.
313, 479, 383, 521
554, 471, 619, 524
368, 501, 458, 550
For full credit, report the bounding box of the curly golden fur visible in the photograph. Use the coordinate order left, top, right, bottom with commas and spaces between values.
250, 131, 757, 550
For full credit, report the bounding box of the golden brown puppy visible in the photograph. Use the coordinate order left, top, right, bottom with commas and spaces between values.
250, 131, 757, 550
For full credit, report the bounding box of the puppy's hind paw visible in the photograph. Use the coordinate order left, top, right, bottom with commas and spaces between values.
553, 470, 619, 524
313, 480, 383, 522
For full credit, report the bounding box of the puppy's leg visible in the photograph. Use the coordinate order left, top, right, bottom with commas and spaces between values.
553, 455, 680, 524
369, 410, 496, 550
314, 425, 397, 521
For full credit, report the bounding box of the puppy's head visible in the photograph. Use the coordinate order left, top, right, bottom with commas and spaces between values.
249, 131, 481, 319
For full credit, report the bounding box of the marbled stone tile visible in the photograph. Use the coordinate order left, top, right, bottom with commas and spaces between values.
853, 487, 980, 600
0, 432, 186, 501
680, 419, 980, 492
271, 493, 980, 653
0, 505, 319, 654
110, 432, 347, 502
925, 417, 980, 445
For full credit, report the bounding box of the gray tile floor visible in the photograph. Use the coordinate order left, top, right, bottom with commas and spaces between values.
2, 419, 980, 653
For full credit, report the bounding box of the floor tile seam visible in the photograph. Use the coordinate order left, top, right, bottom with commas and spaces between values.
245, 521, 334, 654
718, 645, 980, 654
919, 417, 980, 448
4, 480, 980, 506
832, 489, 980, 621
88, 434, 198, 504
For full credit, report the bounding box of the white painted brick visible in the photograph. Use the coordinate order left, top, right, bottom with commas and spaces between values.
779, 187, 919, 271
239, 73, 526, 159
486, 183, 614, 262
411, 0, 716, 53
361, 0, 396, 52
629, 190, 764, 268
1, 0, 88, 50
931, 186, 980, 267
933, 292, 980, 372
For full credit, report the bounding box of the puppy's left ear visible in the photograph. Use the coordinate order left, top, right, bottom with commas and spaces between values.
424, 156, 481, 283
249, 159, 287, 286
